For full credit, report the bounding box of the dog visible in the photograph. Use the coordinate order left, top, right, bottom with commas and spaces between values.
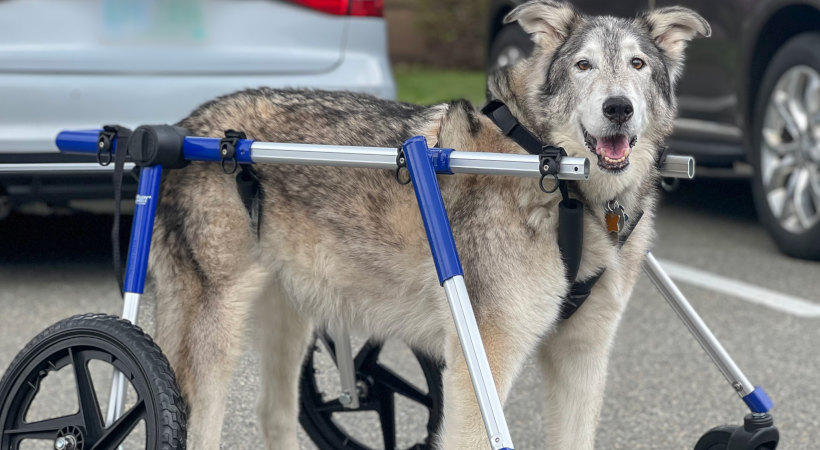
148, 1, 710, 448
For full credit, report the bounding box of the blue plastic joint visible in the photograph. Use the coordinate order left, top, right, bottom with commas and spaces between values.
183, 136, 254, 164
402, 136, 463, 284
742, 386, 773, 413
428, 147, 454, 174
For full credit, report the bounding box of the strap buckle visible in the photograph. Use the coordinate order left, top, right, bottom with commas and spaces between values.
220, 129, 246, 174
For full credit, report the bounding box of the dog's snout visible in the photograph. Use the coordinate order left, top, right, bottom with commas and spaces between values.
602, 97, 633, 125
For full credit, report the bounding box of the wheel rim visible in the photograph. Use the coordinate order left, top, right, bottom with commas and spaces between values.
300, 335, 443, 450
760, 65, 820, 233
1, 335, 155, 449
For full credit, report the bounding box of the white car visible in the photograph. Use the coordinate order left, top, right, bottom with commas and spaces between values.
0, 0, 395, 217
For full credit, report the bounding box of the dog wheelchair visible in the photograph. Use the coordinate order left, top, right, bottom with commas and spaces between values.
0, 125, 778, 450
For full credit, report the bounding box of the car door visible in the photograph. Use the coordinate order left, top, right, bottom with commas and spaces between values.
654, 0, 746, 140
0, 0, 348, 154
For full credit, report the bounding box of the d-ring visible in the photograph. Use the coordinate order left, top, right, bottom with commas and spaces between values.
539, 173, 559, 193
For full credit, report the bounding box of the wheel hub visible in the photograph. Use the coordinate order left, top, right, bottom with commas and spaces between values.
55, 426, 84, 450
760, 64, 820, 233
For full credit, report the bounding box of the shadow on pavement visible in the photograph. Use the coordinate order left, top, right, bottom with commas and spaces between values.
0, 213, 131, 266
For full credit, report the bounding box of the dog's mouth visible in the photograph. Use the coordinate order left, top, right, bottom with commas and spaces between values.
583, 128, 637, 172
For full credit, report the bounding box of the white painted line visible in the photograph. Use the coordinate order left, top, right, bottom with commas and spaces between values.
657, 259, 820, 318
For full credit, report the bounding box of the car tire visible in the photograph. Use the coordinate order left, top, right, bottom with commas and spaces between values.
487, 23, 534, 70
750, 33, 820, 260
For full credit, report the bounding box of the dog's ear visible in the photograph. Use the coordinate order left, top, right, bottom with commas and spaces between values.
504, 0, 580, 50
640, 7, 711, 60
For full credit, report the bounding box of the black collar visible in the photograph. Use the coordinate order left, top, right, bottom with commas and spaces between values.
481, 100, 547, 155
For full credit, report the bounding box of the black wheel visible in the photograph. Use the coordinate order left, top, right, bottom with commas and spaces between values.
488, 23, 534, 70
750, 32, 820, 260
0, 314, 186, 449
695, 425, 740, 450
299, 334, 443, 450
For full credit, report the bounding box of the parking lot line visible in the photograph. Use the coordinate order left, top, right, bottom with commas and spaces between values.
657, 259, 820, 318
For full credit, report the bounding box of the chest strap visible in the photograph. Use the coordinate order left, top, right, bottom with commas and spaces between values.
560, 208, 644, 320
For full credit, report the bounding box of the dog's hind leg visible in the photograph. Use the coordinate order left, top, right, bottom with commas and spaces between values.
152, 172, 269, 450
537, 278, 628, 450
255, 278, 313, 449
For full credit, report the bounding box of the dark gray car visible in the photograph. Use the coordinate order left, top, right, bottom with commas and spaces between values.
488, 0, 820, 260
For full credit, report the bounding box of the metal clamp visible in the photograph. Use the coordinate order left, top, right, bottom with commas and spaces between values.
538, 146, 567, 194
395, 147, 411, 185
220, 129, 246, 174
97, 125, 131, 166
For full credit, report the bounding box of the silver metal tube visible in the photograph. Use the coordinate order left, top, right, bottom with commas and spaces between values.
0, 162, 135, 173
121, 291, 140, 323
250, 142, 589, 180
443, 276, 513, 450
106, 292, 141, 428
643, 253, 754, 396
449, 152, 589, 180
329, 325, 360, 409
659, 155, 695, 179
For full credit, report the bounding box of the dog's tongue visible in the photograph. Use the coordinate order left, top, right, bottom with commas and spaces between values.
596, 135, 630, 159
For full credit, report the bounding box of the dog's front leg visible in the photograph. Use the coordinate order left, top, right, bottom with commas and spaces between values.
537, 280, 628, 450
436, 322, 536, 450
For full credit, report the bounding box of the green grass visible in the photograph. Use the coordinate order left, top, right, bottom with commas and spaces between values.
394, 66, 486, 106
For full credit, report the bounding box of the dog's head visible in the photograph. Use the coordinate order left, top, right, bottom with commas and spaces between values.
490, 1, 710, 200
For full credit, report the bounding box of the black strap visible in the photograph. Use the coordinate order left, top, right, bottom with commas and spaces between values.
236, 164, 262, 237
105, 125, 132, 297
561, 207, 644, 320
482, 100, 546, 155
561, 270, 603, 320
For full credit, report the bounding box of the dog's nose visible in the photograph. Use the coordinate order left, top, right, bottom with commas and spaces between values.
602, 97, 633, 125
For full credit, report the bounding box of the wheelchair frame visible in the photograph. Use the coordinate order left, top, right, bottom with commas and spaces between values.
17, 126, 774, 449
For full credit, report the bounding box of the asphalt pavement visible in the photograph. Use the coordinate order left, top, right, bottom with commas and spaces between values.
1, 178, 818, 449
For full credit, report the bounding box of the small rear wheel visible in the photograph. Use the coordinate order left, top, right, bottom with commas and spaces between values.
299, 334, 443, 450
0, 314, 186, 449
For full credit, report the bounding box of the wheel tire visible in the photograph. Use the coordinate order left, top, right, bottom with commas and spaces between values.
750, 33, 820, 260
0, 314, 187, 449
695, 425, 739, 450
299, 336, 443, 450
488, 23, 535, 70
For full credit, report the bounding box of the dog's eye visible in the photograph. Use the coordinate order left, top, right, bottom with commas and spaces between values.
631, 58, 645, 70
576, 60, 591, 71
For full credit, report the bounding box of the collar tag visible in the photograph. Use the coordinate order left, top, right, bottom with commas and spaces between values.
604, 200, 628, 234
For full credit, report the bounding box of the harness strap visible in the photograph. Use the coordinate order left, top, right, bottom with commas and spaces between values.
481, 100, 546, 155
562, 207, 644, 319
105, 125, 132, 297
236, 164, 262, 237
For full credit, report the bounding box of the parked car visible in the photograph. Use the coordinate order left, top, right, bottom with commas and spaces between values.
0, 0, 394, 218
487, 0, 820, 260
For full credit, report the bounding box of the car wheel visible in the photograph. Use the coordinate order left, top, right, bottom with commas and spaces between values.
488, 23, 534, 70
751, 33, 820, 260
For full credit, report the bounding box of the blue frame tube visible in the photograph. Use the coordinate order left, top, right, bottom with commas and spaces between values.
402, 136, 463, 284
123, 165, 162, 294
56, 129, 109, 154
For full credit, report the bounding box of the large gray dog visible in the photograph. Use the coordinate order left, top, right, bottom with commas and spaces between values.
149, 1, 710, 448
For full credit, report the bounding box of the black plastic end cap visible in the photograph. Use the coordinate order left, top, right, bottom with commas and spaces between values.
126, 125, 190, 169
